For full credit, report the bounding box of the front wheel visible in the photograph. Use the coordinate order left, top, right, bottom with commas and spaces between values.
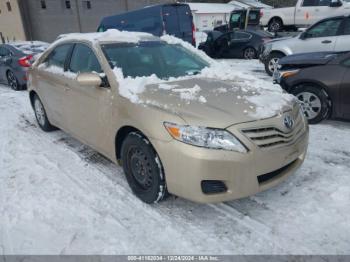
264, 53, 285, 76
292, 85, 330, 124
243, 47, 256, 59
33, 94, 56, 131
121, 132, 167, 204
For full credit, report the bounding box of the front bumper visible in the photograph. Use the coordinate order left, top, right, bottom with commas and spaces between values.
151, 113, 309, 203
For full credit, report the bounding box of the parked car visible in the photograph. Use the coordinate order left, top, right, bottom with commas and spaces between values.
199, 29, 272, 59
27, 30, 308, 204
260, 0, 350, 32
97, 3, 195, 45
274, 51, 350, 124
0, 41, 49, 90
260, 15, 350, 76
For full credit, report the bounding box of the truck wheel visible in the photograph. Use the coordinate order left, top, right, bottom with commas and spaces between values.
121, 132, 168, 204
268, 18, 283, 32
264, 52, 285, 76
292, 85, 331, 124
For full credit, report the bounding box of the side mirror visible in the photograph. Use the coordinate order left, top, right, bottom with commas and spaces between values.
300, 32, 307, 40
330, 0, 342, 7
76, 72, 102, 87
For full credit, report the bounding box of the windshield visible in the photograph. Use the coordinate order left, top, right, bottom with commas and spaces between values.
101, 42, 210, 79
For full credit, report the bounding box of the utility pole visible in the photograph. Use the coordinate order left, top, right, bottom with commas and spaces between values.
125, 0, 129, 11
75, 0, 83, 32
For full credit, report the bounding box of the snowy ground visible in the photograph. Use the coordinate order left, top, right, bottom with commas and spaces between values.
1, 60, 350, 255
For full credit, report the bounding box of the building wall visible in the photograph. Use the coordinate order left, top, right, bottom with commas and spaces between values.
20, 0, 174, 43
0, 0, 26, 43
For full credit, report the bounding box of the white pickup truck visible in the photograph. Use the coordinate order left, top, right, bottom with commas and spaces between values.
260, 0, 350, 31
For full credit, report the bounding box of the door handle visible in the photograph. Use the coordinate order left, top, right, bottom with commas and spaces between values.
322, 40, 332, 44
64, 84, 71, 92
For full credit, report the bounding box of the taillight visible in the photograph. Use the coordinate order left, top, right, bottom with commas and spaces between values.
18, 55, 33, 67
192, 22, 196, 46
260, 10, 264, 18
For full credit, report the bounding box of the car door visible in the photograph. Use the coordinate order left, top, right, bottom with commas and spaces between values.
339, 57, 350, 119
64, 43, 112, 152
228, 32, 252, 58
214, 33, 231, 58
291, 17, 343, 53
294, 0, 319, 27
36, 44, 74, 128
334, 17, 350, 51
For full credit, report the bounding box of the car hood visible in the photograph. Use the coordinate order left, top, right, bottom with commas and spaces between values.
139, 77, 296, 128
279, 51, 340, 66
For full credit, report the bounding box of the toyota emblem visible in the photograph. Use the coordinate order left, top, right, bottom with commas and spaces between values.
283, 115, 294, 130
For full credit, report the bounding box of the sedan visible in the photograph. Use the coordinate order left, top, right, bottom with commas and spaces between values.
28, 30, 308, 204
0, 41, 49, 90
198, 29, 272, 59
274, 51, 350, 124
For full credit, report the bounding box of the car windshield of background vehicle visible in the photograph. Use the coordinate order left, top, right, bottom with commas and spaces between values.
101, 42, 210, 79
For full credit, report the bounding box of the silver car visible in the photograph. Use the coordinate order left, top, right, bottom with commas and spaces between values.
260, 15, 350, 76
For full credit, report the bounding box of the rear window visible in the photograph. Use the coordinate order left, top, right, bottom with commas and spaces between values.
102, 41, 209, 79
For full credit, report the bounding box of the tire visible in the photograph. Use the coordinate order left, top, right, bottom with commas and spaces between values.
7, 71, 21, 91
32, 94, 56, 131
243, 47, 256, 59
264, 52, 285, 76
292, 85, 330, 124
121, 132, 167, 204
268, 18, 283, 32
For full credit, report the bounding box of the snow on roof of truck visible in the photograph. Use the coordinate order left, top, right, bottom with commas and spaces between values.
56, 29, 159, 45
187, 3, 236, 14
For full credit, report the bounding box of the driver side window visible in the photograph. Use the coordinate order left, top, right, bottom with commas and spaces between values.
69, 44, 102, 74
305, 18, 342, 38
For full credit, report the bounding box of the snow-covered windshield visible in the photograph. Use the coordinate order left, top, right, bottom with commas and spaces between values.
101, 41, 210, 79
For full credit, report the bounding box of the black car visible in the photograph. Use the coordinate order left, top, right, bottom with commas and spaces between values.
274, 51, 350, 124
198, 30, 272, 59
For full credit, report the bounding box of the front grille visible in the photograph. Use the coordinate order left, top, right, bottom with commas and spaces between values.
241, 111, 305, 149
257, 160, 297, 184
201, 180, 227, 195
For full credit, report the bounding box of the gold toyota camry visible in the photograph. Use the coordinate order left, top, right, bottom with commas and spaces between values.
27, 30, 309, 204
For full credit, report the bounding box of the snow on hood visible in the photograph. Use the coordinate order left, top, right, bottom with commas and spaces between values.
112, 35, 295, 122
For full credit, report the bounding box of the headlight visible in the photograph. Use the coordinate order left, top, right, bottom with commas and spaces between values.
164, 122, 247, 153
281, 69, 299, 79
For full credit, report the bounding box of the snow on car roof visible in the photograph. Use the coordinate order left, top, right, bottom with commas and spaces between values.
56, 29, 159, 45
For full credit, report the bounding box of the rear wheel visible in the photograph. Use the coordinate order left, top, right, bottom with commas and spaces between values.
33, 94, 56, 131
264, 52, 285, 76
268, 18, 283, 32
121, 132, 167, 204
7, 71, 21, 91
292, 85, 330, 124
243, 47, 256, 59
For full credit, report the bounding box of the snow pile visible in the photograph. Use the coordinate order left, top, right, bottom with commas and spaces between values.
38, 64, 77, 79
172, 85, 207, 103
113, 68, 163, 103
